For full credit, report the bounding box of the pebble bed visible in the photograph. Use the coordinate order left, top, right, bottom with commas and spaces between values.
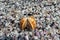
0, 0, 60, 40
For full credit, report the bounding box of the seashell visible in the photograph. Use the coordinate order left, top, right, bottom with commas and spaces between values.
20, 16, 36, 30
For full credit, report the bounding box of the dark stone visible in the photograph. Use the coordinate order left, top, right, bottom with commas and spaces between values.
24, 14, 26, 15
18, 31, 21, 33
11, 20, 14, 24
55, 27, 59, 29
50, 22, 54, 27
22, 8, 24, 10
28, 14, 32, 16
7, 29, 10, 31
42, 27, 45, 31
34, 6, 37, 7
0, 14, 3, 16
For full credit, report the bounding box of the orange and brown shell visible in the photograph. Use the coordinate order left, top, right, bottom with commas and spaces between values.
20, 16, 36, 30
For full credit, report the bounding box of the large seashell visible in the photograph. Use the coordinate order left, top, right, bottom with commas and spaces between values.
20, 16, 36, 30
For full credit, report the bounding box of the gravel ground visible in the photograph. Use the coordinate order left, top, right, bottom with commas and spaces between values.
0, 0, 60, 40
